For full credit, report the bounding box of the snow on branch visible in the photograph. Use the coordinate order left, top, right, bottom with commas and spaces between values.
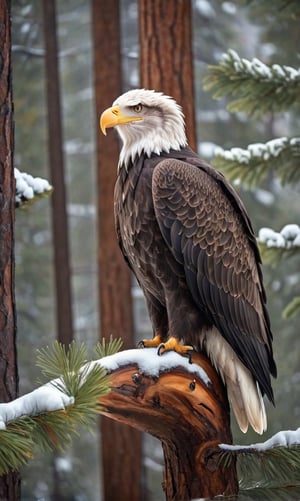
220, 428, 300, 454
258, 225, 300, 318
226, 50, 300, 83
258, 224, 300, 250
219, 428, 300, 491
15, 168, 53, 208
258, 223, 300, 264
97, 347, 211, 384
212, 137, 300, 186
0, 386, 74, 430
0, 341, 112, 475
203, 49, 300, 116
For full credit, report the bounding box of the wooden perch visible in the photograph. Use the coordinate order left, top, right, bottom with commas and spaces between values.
99, 349, 238, 500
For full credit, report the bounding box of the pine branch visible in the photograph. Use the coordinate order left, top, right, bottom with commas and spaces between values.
212, 137, 300, 186
0, 339, 122, 475
283, 296, 300, 319
15, 168, 53, 208
219, 428, 300, 491
258, 224, 300, 265
94, 335, 123, 358
239, 0, 300, 20
203, 50, 300, 116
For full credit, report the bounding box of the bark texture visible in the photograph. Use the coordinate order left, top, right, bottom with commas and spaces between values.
92, 2, 144, 500
42, 0, 74, 346
100, 351, 239, 500
0, 1, 20, 499
139, 0, 197, 150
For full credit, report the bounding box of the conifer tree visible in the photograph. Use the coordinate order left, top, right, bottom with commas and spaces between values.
203, 2, 300, 319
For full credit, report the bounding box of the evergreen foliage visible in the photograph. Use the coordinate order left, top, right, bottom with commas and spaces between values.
241, 0, 300, 21
15, 168, 53, 209
218, 428, 300, 498
213, 137, 300, 186
0, 338, 121, 476
204, 15, 300, 319
203, 49, 300, 117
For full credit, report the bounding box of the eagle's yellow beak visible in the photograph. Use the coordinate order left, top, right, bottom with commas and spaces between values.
100, 105, 143, 135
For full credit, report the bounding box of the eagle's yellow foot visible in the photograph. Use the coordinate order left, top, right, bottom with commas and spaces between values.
157, 336, 194, 363
138, 334, 162, 349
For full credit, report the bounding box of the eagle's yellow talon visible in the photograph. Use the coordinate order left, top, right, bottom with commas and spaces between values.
157, 337, 194, 363
138, 334, 162, 349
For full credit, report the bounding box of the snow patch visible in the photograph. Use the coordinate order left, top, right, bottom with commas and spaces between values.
0, 385, 74, 429
222, 49, 300, 82
96, 348, 211, 386
220, 428, 300, 452
259, 224, 300, 249
215, 137, 300, 164
15, 168, 52, 204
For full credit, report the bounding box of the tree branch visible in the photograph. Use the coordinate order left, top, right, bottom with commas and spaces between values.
99, 348, 238, 500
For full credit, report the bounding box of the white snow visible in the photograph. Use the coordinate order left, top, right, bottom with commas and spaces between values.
198, 141, 218, 159
55, 455, 73, 473
0, 349, 210, 430
223, 49, 300, 82
220, 427, 300, 452
253, 188, 274, 206
15, 168, 52, 204
194, 0, 215, 18
0, 385, 74, 430
96, 348, 211, 386
215, 137, 300, 164
221, 2, 236, 15
259, 224, 300, 249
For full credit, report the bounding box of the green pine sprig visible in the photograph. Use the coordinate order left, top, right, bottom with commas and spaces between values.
212, 137, 300, 186
203, 50, 300, 117
219, 443, 300, 492
238, 0, 300, 20
94, 336, 123, 358
283, 296, 300, 319
0, 338, 122, 474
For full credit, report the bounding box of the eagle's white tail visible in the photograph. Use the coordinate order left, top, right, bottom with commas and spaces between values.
200, 327, 267, 434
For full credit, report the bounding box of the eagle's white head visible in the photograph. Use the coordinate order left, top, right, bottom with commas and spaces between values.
100, 89, 187, 168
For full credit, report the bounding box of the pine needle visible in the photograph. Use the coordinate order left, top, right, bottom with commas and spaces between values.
0, 341, 113, 475
94, 336, 123, 358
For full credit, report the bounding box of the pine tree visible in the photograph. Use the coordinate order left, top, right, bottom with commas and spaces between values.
203, 7, 300, 320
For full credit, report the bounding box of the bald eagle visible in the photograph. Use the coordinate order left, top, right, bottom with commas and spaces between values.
100, 89, 276, 434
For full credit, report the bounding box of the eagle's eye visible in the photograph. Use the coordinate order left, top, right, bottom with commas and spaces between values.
133, 104, 143, 113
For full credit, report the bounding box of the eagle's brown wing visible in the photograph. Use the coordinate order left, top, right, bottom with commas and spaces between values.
152, 158, 276, 402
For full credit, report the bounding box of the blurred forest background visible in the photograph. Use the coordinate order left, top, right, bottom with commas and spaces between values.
11, 0, 300, 499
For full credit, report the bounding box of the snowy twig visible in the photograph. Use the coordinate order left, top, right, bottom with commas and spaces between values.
203, 49, 300, 115
258, 224, 300, 250
215, 138, 300, 166
220, 428, 300, 453
224, 50, 300, 83
212, 137, 300, 186
219, 428, 300, 491
0, 386, 74, 430
15, 168, 53, 207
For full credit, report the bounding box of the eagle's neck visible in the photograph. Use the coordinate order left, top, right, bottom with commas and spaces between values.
117, 119, 187, 171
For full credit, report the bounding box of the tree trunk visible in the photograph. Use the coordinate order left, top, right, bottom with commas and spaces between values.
139, 0, 197, 150
91, 2, 144, 500
138, 4, 237, 498
0, 1, 20, 499
42, 0, 74, 347
100, 350, 239, 500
